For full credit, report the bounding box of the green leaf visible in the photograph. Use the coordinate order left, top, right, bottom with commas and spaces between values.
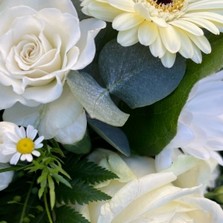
98, 39, 186, 108
123, 33, 223, 156
55, 206, 90, 223
67, 71, 129, 126
56, 180, 111, 205
65, 159, 118, 184
88, 118, 130, 156
47, 175, 55, 209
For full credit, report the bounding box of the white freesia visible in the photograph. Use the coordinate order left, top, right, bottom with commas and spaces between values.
3, 84, 87, 145
0, 0, 105, 109
156, 70, 223, 166
75, 149, 223, 223
81, 0, 223, 67
0, 164, 14, 191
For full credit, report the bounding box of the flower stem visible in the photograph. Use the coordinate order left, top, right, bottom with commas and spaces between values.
19, 181, 33, 223
44, 191, 53, 223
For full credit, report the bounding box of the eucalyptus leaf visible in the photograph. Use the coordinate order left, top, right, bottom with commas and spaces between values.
123, 34, 223, 156
88, 118, 130, 156
99, 39, 186, 108
67, 71, 129, 126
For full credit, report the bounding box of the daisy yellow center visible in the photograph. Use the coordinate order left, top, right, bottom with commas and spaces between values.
16, 138, 34, 154
147, 0, 184, 12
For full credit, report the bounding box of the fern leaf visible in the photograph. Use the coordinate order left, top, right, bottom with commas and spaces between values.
55, 205, 90, 223
56, 180, 111, 205
65, 159, 117, 184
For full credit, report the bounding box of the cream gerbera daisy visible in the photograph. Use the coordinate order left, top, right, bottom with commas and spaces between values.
2, 125, 44, 165
81, 0, 223, 67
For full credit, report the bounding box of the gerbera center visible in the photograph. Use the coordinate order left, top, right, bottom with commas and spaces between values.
148, 0, 184, 12
16, 138, 34, 154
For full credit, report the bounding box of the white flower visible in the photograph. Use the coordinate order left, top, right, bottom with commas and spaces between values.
81, 0, 223, 67
156, 150, 220, 192
0, 164, 14, 191
3, 84, 87, 145
1, 124, 44, 165
74, 149, 223, 223
0, 0, 105, 109
156, 70, 223, 165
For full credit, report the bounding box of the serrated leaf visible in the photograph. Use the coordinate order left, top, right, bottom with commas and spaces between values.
55, 206, 90, 223
67, 71, 129, 127
56, 180, 111, 205
65, 159, 118, 184
99, 39, 186, 108
88, 118, 130, 156
124, 33, 223, 156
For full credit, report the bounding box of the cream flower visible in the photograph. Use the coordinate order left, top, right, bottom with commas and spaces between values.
3, 84, 87, 145
81, 0, 223, 67
156, 70, 223, 166
1, 124, 44, 165
74, 149, 223, 223
0, 0, 105, 109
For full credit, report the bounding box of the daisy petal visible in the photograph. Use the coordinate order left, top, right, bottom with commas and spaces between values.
10, 153, 21, 165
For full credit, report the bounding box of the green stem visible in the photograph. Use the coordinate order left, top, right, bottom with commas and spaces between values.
44, 191, 53, 223
19, 181, 33, 223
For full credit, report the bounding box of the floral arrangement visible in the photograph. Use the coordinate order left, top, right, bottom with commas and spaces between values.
1, 0, 223, 222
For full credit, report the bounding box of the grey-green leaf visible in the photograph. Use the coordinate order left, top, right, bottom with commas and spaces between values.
99, 39, 186, 108
88, 118, 130, 156
67, 71, 129, 126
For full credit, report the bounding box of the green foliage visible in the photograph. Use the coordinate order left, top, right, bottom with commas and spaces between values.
98, 39, 186, 108
26, 146, 71, 209
64, 158, 118, 184
56, 179, 111, 205
0, 173, 48, 223
67, 71, 129, 127
55, 206, 90, 223
123, 33, 223, 156
88, 118, 130, 156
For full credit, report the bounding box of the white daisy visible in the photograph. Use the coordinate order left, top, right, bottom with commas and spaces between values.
81, 0, 223, 67
2, 125, 44, 165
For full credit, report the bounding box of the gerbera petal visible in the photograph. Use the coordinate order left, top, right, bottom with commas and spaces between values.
117, 27, 138, 46
108, 0, 134, 12
113, 13, 144, 31
149, 36, 165, 58
10, 153, 21, 165
159, 25, 181, 53
138, 22, 158, 46
187, 34, 211, 54
160, 52, 176, 68
170, 19, 204, 36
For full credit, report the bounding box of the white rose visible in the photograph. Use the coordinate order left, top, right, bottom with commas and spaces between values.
0, 0, 105, 109
155, 150, 219, 192
75, 149, 223, 223
0, 164, 14, 191
3, 84, 87, 144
